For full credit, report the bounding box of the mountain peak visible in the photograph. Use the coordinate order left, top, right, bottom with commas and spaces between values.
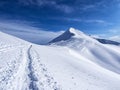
68, 27, 76, 33
67, 27, 84, 37
49, 27, 86, 43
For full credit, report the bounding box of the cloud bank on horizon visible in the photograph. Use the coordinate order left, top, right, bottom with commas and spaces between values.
0, 21, 64, 44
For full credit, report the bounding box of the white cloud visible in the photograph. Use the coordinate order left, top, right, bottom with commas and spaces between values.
109, 36, 120, 42
0, 21, 64, 44
78, 1, 106, 11
19, 0, 47, 6
19, 0, 73, 13
90, 29, 120, 43
61, 17, 111, 25
108, 29, 120, 34
83, 19, 113, 25
84, 19, 105, 23
82, 4, 96, 10
90, 34, 107, 38
55, 4, 73, 13
90, 34, 100, 38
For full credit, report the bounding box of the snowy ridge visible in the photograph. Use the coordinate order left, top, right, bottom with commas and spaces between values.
50, 28, 120, 74
49, 28, 75, 43
50, 27, 98, 44
0, 30, 120, 90
95, 38, 120, 45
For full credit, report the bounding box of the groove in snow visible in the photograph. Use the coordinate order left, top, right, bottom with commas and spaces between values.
27, 45, 38, 90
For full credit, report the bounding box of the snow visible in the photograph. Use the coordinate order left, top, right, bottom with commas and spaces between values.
68, 27, 84, 37
50, 28, 120, 74
0, 28, 120, 90
50, 27, 99, 44
95, 38, 120, 45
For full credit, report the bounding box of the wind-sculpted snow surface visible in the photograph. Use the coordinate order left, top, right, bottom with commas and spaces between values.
0, 31, 120, 90
50, 28, 120, 74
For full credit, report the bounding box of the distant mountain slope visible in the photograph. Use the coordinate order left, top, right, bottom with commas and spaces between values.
95, 38, 120, 45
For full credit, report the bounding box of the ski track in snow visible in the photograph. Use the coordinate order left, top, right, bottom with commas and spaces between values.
0, 44, 61, 90
27, 45, 61, 90
27, 45, 39, 90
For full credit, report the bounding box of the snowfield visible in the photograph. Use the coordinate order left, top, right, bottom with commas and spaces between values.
0, 28, 120, 90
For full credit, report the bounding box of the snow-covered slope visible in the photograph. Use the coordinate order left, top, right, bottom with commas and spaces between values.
95, 38, 120, 45
50, 27, 97, 43
50, 28, 120, 74
0, 30, 120, 90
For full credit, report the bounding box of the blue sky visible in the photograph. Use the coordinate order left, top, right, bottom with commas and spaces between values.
0, 0, 120, 39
